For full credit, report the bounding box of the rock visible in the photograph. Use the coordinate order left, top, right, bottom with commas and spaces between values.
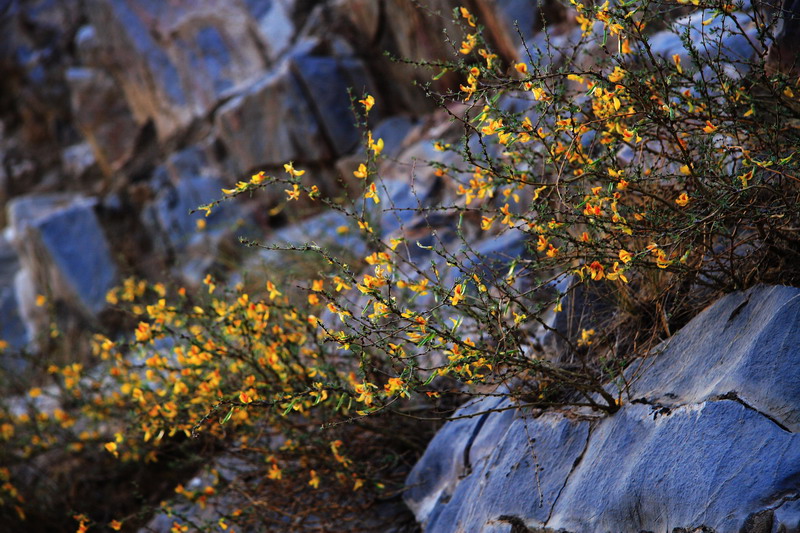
242, 0, 296, 61
87, 0, 268, 141
624, 284, 800, 432
141, 175, 232, 255
66, 67, 139, 176
492, 0, 540, 49
264, 210, 370, 260
61, 143, 97, 179
766, 0, 800, 76
288, 49, 374, 158
7, 194, 117, 317
548, 399, 800, 532
407, 395, 591, 532
647, 9, 763, 80
215, 62, 329, 171
372, 115, 417, 159
0, 235, 30, 359
406, 285, 800, 532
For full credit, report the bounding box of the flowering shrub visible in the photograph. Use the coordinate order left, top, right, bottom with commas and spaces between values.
1, 1, 799, 530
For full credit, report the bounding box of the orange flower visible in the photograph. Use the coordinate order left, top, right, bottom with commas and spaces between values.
588, 261, 605, 280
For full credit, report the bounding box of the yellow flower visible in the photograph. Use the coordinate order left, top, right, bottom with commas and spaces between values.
359, 94, 375, 112
285, 184, 301, 201
608, 66, 626, 82
675, 192, 690, 206
368, 132, 384, 156
606, 262, 629, 283
515, 62, 528, 74
672, 54, 683, 74
104, 441, 119, 457
739, 169, 753, 188
364, 182, 380, 204
109, 520, 123, 531
619, 249, 632, 263
451, 283, 466, 306
239, 391, 253, 404
353, 163, 368, 179
679, 164, 691, 176
588, 261, 604, 281
577, 328, 595, 346
268, 463, 282, 480
283, 162, 305, 177
460, 6, 476, 27
250, 171, 266, 185
312, 279, 324, 292
309, 470, 320, 489
460, 33, 477, 55
703, 120, 717, 134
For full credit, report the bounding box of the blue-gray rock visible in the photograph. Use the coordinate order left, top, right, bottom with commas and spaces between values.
548, 400, 800, 532
647, 9, 763, 80
406, 285, 800, 532
624, 284, 800, 433
215, 62, 329, 171
87, 0, 267, 141
407, 395, 591, 532
8, 194, 117, 317
0, 235, 29, 358
243, 0, 296, 61
766, 0, 800, 76
142, 175, 233, 254
66, 67, 139, 175
494, 0, 540, 49
264, 210, 369, 260
288, 51, 373, 158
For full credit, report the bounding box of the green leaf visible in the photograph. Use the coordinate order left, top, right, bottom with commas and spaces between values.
423, 371, 438, 386
282, 398, 299, 416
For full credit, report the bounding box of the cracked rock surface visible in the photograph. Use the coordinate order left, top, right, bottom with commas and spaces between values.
404, 285, 800, 532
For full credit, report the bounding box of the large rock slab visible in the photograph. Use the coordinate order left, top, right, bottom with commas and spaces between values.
87, 0, 268, 141
0, 235, 29, 358
214, 62, 329, 171
215, 44, 373, 172
625, 284, 800, 433
66, 67, 139, 176
548, 400, 800, 532
406, 285, 800, 532
7, 194, 117, 317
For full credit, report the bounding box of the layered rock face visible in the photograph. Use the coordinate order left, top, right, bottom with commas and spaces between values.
405, 285, 800, 532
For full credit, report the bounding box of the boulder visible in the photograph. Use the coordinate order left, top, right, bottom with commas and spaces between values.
766, 0, 800, 76
214, 62, 329, 171
242, 0, 296, 62
86, 0, 268, 141
66, 67, 139, 176
0, 235, 29, 360
406, 285, 800, 532
7, 194, 117, 318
